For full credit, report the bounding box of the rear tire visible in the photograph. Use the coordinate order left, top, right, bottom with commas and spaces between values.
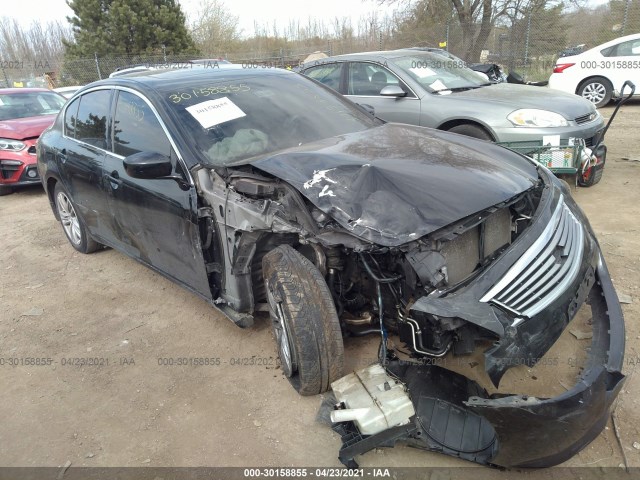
447, 124, 493, 141
262, 245, 344, 396
54, 183, 99, 253
0, 185, 14, 196
577, 77, 612, 108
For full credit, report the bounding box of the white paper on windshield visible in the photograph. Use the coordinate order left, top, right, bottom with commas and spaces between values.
186, 97, 246, 129
0, 97, 4, 106
542, 135, 560, 147
409, 67, 435, 78
429, 79, 448, 91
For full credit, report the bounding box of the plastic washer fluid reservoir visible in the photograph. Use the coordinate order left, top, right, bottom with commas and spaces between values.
330, 364, 415, 435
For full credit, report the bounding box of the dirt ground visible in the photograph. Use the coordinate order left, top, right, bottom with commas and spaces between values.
1, 100, 639, 474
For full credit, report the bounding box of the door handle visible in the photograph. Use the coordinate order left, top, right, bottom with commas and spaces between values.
59, 148, 67, 163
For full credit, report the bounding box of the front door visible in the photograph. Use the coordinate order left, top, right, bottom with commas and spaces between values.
102, 89, 212, 299
344, 61, 421, 125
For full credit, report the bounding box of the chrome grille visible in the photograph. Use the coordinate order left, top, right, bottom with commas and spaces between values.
480, 195, 584, 317
575, 112, 596, 125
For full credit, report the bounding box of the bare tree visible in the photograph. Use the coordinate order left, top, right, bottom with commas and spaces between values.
189, 0, 241, 56
0, 17, 71, 86
384, 0, 584, 61
0, 17, 71, 63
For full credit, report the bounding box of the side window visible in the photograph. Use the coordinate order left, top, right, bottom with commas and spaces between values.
616, 39, 640, 56
64, 97, 80, 138
347, 62, 404, 96
603, 39, 640, 57
304, 63, 342, 91
113, 91, 171, 158
74, 90, 111, 149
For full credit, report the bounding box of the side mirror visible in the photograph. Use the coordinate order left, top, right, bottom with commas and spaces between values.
380, 85, 407, 97
123, 151, 172, 179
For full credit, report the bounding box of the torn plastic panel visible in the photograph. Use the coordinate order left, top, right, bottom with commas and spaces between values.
328, 255, 624, 468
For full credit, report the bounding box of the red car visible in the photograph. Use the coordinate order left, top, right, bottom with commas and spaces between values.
0, 88, 67, 195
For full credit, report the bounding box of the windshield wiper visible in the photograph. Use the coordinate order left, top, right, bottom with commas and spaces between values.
433, 85, 486, 93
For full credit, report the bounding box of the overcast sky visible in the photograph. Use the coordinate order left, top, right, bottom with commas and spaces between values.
2, 0, 397, 36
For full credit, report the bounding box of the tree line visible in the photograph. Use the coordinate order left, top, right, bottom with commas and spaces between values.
0, 0, 637, 71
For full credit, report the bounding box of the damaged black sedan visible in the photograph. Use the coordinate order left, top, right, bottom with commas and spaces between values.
36, 67, 624, 468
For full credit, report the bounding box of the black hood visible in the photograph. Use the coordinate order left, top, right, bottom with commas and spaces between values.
252, 124, 539, 246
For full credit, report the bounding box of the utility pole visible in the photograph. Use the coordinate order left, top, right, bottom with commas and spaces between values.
524, 12, 532, 66
445, 21, 450, 50
0, 64, 9, 87
94, 53, 102, 80
622, 0, 631, 35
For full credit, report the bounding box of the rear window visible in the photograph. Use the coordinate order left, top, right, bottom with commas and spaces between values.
74, 90, 111, 149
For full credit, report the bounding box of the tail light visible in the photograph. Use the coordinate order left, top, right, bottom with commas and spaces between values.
553, 63, 575, 73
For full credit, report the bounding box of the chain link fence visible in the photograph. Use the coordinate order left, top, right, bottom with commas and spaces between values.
1, 1, 638, 88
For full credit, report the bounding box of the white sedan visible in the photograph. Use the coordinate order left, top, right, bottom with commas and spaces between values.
548, 33, 640, 108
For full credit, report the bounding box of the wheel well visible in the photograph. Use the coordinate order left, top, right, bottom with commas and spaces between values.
46, 177, 59, 219
251, 234, 298, 303
438, 120, 495, 141
575, 75, 612, 95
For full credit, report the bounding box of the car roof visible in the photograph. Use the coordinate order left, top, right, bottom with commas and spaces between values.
82, 66, 294, 95
305, 49, 438, 63
109, 60, 234, 77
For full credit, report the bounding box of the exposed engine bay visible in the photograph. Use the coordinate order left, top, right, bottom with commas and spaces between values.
195, 162, 542, 379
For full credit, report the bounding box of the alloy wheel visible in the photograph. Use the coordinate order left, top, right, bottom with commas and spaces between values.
266, 284, 297, 377
56, 192, 82, 246
581, 82, 606, 104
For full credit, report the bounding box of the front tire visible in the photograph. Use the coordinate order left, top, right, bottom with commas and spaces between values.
262, 245, 344, 395
578, 77, 612, 108
54, 183, 99, 253
447, 124, 493, 141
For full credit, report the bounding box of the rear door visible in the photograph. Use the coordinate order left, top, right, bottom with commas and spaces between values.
102, 88, 212, 298
602, 37, 640, 96
58, 89, 112, 240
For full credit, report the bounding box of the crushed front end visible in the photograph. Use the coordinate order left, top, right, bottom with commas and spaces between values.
326, 170, 625, 468
196, 122, 624, 467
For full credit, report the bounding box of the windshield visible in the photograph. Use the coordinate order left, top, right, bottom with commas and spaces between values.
0, 91, 67, 121
161, 72, 380, 166
392, 54, 489, 93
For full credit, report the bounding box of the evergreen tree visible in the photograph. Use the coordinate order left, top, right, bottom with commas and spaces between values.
64, 0, 197, 57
